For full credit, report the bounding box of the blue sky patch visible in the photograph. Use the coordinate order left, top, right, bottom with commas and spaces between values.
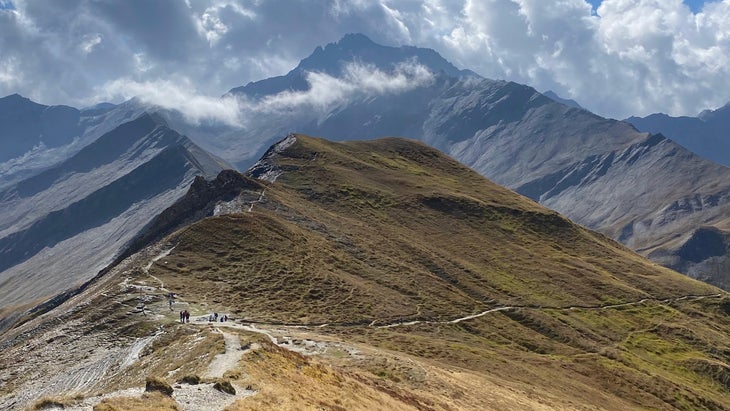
588, 0, 712, 14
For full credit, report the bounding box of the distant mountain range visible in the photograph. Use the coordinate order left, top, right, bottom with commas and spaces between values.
626, 104, 730, 167
228, 33, 477, 99
0, 113, 226, 323
0, 94, 154, 190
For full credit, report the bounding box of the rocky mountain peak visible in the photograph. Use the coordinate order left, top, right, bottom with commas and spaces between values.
246, 134, 298, 182
296, 33, 474, 78
0, 93, 36, 106
228, 34, 477, 98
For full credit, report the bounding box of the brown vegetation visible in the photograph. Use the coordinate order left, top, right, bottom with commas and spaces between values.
4, 135, 730, 410
93, 392, 179, 411
145, 376, 173, 396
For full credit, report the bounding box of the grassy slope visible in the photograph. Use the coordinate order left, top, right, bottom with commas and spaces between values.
147, 135, 730, 409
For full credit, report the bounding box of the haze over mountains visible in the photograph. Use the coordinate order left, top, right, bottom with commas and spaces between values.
0, 113, 226, 325
627, 103, 730, 168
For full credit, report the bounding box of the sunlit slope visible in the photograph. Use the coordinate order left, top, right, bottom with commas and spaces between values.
139, 134, 730, 409
4, 134, 727, 410
152, 134, 717, 324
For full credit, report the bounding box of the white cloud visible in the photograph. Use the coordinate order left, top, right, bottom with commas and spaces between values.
79, 33, 101, 55
253, 61, 435, 112
416, 0, 730, 117
0, 57, 22, 88
133, 53, 154, 73
91, 62, 433, 128
96, 78, 245, 127
2, 0, 730, 119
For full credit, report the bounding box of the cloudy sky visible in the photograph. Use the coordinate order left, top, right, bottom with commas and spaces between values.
0, 0, 728, 119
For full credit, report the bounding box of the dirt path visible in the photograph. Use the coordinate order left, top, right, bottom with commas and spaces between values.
205, 329, 245, 379
372, 292, 727, 329
170, 326, 257, 411
143, 246, 175, 290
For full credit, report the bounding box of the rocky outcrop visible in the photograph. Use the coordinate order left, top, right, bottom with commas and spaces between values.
122, 169, 262, 260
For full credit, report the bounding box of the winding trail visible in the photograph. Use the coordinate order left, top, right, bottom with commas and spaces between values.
197, 293, 727, 333
205, 329, 248, 379
375, 293, 726, 329
143, 247, 175, 290
247, 190, 266, 213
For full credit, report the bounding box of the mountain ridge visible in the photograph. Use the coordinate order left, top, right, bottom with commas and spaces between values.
212, 34, 730, 289
228, 33, 477, 99
0, 113, 228, 323
2, 134, 729, 410
627, 103, 730, 168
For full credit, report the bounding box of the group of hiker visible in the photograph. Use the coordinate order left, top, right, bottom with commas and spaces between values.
209, 312, 228, 322
170, 292, 229, 324
179, 310, 190, 323
178, 309, 231, 323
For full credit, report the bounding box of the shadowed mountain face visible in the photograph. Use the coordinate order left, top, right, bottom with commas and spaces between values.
0, 94, 81, 163
1, 135, 729, 410
215, 34, 730, 289
0, 113, 227, 316
0, 94, 155, 191
627, 103, 730, 167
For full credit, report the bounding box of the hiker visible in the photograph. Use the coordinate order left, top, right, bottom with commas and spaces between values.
180, 310, 184, 323
185, 311, 190, 323
214, 312, 218, 321
223, 315, 228, 322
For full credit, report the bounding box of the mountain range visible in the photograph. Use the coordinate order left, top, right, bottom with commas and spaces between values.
1, 134, 728, 410
2, 33, 730, 328
219, 34, 730, 289
0, 113, 226, 329
627, 103, 730, 168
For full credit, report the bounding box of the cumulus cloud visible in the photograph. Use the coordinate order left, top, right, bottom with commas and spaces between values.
1, 0, 730, 119
445, 0, 730, 117
96, 77, 245, 127
254, 61, 434, 112
93, 62, 434, 127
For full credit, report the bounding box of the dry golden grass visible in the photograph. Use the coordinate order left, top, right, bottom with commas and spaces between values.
140, 135, 730, 409
154, 135, 717, 324
31, 395, 75, 410
332, 298, 730, 409
13, 135, 728, 410
227, 342, 432, 411
93, 391, 179, 411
